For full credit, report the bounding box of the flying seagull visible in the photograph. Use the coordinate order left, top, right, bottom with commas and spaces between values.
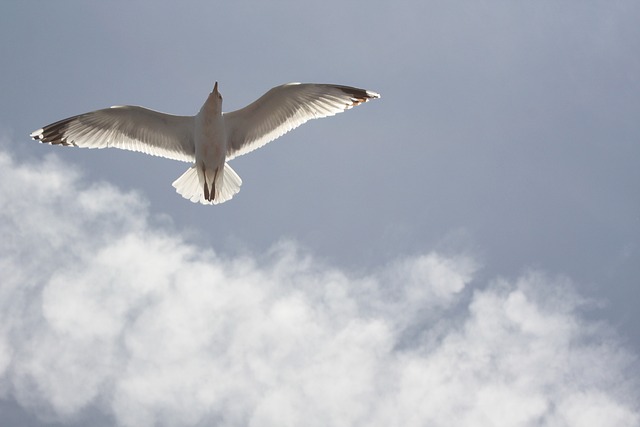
30, 82, 380, 204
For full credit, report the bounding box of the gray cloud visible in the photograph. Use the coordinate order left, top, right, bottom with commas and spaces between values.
0, 146, 638, 426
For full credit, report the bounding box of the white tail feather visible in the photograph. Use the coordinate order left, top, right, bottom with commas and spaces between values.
215, 163, 242, 203
172, 163, 242, 205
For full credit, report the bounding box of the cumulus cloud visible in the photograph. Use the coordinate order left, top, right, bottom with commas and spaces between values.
0, 146, 638, 427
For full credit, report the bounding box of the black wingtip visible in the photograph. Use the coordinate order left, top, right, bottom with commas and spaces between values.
334, 85, 381, 107
29, 117, 78, 146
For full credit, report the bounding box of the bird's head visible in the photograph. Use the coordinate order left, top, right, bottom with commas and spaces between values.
203, 81, 223, 114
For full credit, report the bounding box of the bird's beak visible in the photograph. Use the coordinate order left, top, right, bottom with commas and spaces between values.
213, 81, 219, 94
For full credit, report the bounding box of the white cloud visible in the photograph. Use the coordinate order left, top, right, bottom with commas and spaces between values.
0, 146, 638, 427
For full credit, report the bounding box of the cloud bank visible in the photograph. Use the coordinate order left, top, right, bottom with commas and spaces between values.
0, 147, 638, 427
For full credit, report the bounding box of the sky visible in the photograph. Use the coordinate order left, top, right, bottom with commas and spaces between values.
0, 1, 639, 426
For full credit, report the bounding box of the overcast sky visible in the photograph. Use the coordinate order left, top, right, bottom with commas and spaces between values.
1, 1, 639, 426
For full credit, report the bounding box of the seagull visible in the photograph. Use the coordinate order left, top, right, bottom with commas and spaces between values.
30, 82, 380, 204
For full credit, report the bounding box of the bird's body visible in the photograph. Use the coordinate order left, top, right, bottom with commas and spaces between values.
30, 82, 380, 204
194, 83, 227, 202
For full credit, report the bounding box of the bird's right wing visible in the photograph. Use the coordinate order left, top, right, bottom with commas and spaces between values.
223, 83, 380, 160
31, 106, 196, 163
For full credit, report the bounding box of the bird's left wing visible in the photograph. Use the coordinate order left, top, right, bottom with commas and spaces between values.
31, 106, 196, 163
224, 83, 379, 160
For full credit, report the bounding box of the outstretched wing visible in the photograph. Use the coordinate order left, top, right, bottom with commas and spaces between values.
31, 106, 196, 163
223, 83, 380, 160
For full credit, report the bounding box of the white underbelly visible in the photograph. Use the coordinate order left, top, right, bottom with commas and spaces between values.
195, 117, 226, 170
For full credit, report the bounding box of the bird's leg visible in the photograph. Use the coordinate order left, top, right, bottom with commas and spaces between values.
203, 182, 210, 201
211, 167, 220, 202
202, 165, 210, 201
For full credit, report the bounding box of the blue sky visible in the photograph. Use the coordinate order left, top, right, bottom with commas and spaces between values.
1, 2, 639, 426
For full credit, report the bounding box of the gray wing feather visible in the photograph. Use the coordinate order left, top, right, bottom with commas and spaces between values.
224, 83, 379, 160
31, 106, 196, 163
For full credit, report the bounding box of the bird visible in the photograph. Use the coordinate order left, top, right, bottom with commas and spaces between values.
30, 82, 380, 204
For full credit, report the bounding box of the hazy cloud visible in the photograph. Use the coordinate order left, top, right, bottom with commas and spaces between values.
0, 147, 638, 427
